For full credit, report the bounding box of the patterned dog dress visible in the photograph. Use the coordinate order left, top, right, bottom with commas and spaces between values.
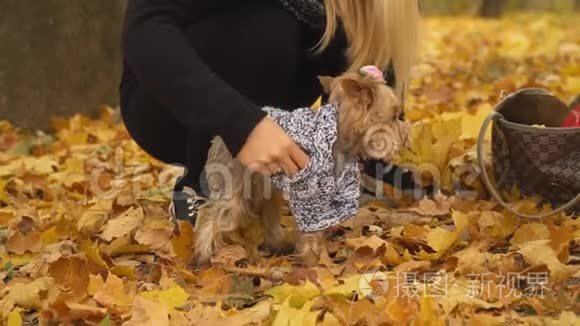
264, 104, 360, 233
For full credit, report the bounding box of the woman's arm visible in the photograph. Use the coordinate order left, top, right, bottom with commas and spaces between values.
122, 0, 266, 156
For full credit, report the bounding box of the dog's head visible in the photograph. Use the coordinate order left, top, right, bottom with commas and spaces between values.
318, 68, 411, 162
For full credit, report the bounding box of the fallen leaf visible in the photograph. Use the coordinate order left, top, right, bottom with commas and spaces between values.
99, 206, 144, 242
80, 240, 109, 271
477, 211, 518, 240
407, 195, 454, 217
547, 220, 573, 263
210, 245, 247, 267
0, 277, 53, 316
41, 226, 60, 246
77, 200, 114, 235
140, 283, 189, 311
186, 300, 272, 326
510, 223, 550, 246
266, 280, 320, 307
414, 296, 445, 326
48, 256, 90, 299
6, 309, 22, 326
345, 235, 388, 255
452, 241, 496, 275
5, 230, 42, 255
324, 274, 361, 297
418, 211, 468, 260
271, 298, 318, 326
65, 302, 108, 323
0, 253, 37, 267
89, 273, 133, 313
393, 260, 431, 274
171, 221, 195, 266
123, 296, 169, 326
438, 278, 504, 315
518, 240, 577, 283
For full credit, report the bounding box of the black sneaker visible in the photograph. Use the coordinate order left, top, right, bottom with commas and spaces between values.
169, 186, 208, 227
361, 160, 432, 203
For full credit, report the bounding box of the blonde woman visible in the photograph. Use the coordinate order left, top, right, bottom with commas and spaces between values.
120, 0, 421, 223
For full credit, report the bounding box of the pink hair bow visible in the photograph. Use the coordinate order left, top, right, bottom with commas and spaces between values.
360, 65, 384, 81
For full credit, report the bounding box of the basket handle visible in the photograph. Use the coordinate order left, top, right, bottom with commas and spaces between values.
476, 112, 580, 219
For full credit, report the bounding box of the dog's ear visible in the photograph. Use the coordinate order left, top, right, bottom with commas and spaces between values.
318, 76, 334, 94
341, 78, 374, 105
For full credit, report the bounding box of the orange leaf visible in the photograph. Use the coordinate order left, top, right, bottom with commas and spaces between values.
5, 230, 42, 254
48, 257, 90, 299
171, 221, 195, 267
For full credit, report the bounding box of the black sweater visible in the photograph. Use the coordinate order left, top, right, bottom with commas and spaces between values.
120, 0, 395, 156
121, 0, 271, 155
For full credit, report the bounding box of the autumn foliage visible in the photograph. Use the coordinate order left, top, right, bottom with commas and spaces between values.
0, 14, 579, 325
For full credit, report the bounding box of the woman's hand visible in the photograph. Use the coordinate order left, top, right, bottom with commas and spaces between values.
237, 117, 310, 177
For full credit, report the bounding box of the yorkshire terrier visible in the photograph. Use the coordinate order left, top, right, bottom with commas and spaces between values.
193, 68, 410, 265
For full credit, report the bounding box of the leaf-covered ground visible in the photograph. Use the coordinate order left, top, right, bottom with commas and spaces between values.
1, 14, 579, 326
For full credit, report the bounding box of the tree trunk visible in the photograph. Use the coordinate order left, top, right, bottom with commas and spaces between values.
478, 0, 505, 18
0, 0, 125, 131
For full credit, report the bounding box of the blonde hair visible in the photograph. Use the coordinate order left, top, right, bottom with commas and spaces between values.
318, 0, 421, 96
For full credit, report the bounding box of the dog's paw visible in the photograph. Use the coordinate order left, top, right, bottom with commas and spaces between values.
260, 241, 296, 258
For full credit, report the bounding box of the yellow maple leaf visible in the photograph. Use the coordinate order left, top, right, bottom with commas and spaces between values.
477, 211, 518, 240
40, 226, 60, 245
6, 309, 22, 326
518, 240, 577, 283
271, 298, 318, 326
140, 283, 190, 311
324, 274, 362, 297
265, 281, 320, 308
88, 273, 133, 313
418, 211, 468, 260
79, 240, 109, 270
510, 223, 550, 246
0, 179, 7, 203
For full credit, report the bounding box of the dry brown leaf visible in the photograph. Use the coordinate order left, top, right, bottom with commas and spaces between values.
5, 229, 42, 254
477, 211, 518, 240
123, 296, 169, 326
64, 302, 108, 322
393, 260, 431, 273
438, 278, 504, 315
48, 257, 90, 299
547, 219, 573, 263
88, 273, 133, 313
99, 206, 144, 242
510, 223, 550, 246
517, 240, 577, 283
345, 235, 388, 256
77, 200, 114, 235
0, 277, 54, 316
406, 195, 454, 217
79, 240, 109, 272
451, 241, 497, 275
186, 300, 272, 326
171, 221, 195, 266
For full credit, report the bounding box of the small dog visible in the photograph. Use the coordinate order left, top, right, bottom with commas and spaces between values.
194, 69, 410, 264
